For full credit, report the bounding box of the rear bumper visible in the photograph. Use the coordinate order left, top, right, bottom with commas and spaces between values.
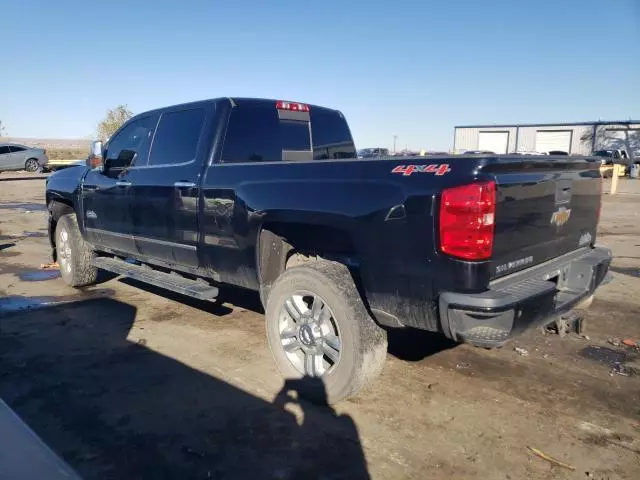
439, 246, 612, 347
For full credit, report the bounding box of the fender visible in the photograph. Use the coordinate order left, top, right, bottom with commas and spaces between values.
45, 166, 89, 225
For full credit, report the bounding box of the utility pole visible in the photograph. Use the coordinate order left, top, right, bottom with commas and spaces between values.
0, 120, 5, 137
393, 135, 397, 155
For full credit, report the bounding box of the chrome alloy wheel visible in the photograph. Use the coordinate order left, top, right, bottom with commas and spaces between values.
58, 227, 72, 275
278, 292, 342, 377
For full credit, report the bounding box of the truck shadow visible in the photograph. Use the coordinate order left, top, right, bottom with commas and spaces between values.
386, 327, 458, 361
608, 265, 640, 279
118, 277, 457, 361
117, 277, 264, 316
0, 297, 370, 480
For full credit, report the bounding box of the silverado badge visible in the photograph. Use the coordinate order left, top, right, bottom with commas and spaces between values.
550, 207, 571, 227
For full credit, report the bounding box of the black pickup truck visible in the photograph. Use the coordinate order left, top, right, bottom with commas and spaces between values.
45, 97, 611, 403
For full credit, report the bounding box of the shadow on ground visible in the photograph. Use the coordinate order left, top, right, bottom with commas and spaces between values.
0, 202, 47, 211
609, 265, 640, 278
0, 297, 370, 480
0, 176, 49, 182
118, 276, 456, 362
118, 277, 264, 316
0, 242, 17, 251
386, 327, 458, 361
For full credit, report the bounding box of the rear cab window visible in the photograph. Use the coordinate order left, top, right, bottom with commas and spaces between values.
311, 109, 357, 160
220, 101, 356, 163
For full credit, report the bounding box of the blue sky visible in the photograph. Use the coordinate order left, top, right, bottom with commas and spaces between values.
1, 0, 639, 150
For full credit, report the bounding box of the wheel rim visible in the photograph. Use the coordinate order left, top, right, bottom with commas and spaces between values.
278, 291, 342, 377
26, 159, 38, 172
58, 228, 72, 274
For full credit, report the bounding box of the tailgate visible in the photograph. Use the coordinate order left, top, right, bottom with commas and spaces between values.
487, 157, 601, 280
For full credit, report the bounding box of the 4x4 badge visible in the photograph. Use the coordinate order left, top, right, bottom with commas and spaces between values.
391, 164, 451, 176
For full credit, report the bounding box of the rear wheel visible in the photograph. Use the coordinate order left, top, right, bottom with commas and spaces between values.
265, 260, 387, 404
55, 214, 98, 287
24, 158, 40, 172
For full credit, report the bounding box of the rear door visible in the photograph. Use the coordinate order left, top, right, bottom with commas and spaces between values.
487, 157, 600, 279
200, 100, 356, 286
125, 105, 208, 268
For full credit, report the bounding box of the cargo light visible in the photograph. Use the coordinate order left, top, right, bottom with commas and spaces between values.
439, 181, 496, 261
276, 100, 310, 112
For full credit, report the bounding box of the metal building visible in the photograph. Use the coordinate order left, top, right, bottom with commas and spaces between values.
453, 121, 640, 159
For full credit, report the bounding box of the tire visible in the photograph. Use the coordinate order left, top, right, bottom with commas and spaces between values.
265, 260, 387, 404
24, 158, 40, 172
55, 214, 98, 287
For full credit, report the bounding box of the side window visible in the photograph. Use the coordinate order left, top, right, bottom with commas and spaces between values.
105, 115, 158, 176
148, 108, 205, 166
221, 106, 280, 163
9, 146, 26, 153
0, 146, 11, 155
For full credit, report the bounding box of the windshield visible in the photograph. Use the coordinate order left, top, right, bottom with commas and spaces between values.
593, 150, 613, 157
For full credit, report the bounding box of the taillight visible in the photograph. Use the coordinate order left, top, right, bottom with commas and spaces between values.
439, 181, 496, 261
276, 100, 310, 112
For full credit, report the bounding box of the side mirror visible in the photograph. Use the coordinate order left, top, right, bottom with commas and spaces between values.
87, 140, 104, 169
91, 140, 103, 157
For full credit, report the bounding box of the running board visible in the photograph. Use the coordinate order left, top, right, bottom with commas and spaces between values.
93, 257, 219, 300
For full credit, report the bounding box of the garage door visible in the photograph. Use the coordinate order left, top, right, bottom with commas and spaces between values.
478, 131, 509, 154
535, 130, 572, 154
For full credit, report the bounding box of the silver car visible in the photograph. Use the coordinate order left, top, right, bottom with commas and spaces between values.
0, 143, 49, 172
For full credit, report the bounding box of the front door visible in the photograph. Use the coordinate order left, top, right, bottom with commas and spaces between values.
81, 114, 158, 255
8, 146, 28, 169
125, 105, 208, 268
0, 146, 13, 171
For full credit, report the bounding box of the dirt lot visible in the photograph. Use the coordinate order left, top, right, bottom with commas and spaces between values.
1, 173, 639, 480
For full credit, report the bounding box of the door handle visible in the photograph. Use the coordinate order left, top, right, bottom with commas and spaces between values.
174, 181, 196, 188
116, 181, 132, 187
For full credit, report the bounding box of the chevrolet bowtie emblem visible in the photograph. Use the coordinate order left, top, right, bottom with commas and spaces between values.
550, 207, 571, 227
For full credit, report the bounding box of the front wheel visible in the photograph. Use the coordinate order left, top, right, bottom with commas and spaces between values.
24, 158, 40, 172
55, 214, 98, 287
265, 260, 387, 404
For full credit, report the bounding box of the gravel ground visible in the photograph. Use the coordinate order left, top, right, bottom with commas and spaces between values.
0, 174, 639, 480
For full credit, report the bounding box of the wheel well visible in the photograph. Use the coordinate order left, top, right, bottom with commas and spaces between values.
258, 222, 357, 301
47, 199, 76, 259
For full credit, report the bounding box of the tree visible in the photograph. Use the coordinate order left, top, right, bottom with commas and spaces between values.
96, 105, 133, 141
0, 120, 6, 137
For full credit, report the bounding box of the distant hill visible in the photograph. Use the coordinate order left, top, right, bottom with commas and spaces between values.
0, 137, 90, 149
